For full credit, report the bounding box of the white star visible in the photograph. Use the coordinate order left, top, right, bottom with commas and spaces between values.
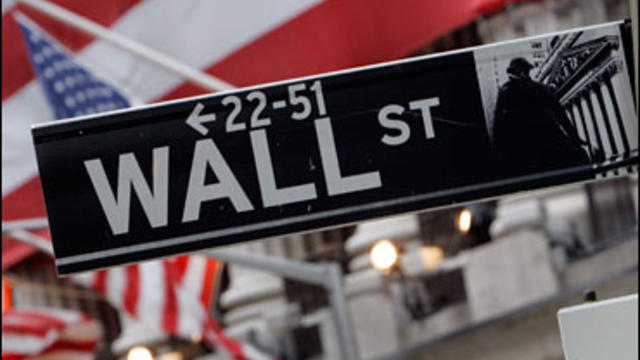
42, 46, 54, 57
29, 33, 41, 43
65, 76, 75, 88
43, 67, 55, 79
64, 96, 76, 108
54, 61, 65, 72
33, 53, 44, 64
53, 81, 65, 93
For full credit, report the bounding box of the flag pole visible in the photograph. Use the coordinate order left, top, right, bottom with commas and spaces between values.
631, 0, 638, 114
17, 0, 235, 93
1, 218, 54, 256
2, 218, 49, 232
5, 229, 54, 256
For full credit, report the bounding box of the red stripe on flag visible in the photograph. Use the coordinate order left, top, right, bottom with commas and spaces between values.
7, 312, 69, 327
1, 354, 23, 360
173, 255, 190, 284
92, 271, 107, 294
156, 0, 486, 102
1, 176, 47, 220
2, 312, 68, 336
162, 260, 178, 334
200, 260, 218, 308
1, 0, 143, 101
42, 339, 97, 353
123, 265, 139, 317
2, 322, 53, 337
2, 176, 50, 269
202, 315, 248, 360
2, 237, 38, 270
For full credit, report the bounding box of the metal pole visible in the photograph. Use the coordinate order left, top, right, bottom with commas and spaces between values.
2, 218, 49, 232
631, 0, 638, 114
325, 263, 361, 360
207, 248, 327, 286
18, 0, 234, 92
206, 249, 361, 360
6, 229, 54, 255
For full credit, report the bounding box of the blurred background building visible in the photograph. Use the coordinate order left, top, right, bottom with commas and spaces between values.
2, 0, 637, 360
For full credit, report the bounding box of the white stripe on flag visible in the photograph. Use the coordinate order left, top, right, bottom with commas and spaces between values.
1, 81, 51, 194
105, 267, 126, 309
175, 277, 206, 336
137, 261, 165, 328
2, 332, 59, 354
175, 256, 207, 335
180, 256, 206, 300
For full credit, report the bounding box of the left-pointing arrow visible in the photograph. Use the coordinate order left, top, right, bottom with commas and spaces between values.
186, 102, 216, 136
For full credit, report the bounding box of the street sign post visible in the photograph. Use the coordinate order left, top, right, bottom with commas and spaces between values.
33, 21, 638, 275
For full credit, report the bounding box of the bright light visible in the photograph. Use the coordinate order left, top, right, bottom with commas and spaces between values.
420, 246, 444, 271
457, 209, 473, 234
127, 346, 153, 360
370, 239, 399, 272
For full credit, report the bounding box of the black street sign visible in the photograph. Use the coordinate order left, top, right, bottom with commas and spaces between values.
33, 21, 638, 275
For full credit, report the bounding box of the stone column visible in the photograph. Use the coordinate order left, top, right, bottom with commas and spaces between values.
604, 76, 631, 160
593, 82, 619, 157
574, 98, 591, 149
571, 98, 590, 152
584, 90, 605, 156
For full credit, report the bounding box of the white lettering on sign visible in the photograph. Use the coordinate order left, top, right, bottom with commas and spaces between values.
250, 129, 317, 207
378, 104, 410, 146
185, 102, 216, 136
84, 146, 170, 235
409, 97, 439, 140
84, 117, 386, 236
84, 86, 441, 237
315, 117, 382, 196
289, 83, 313, 120
222, 95, 245, 133
378, 97, 440, 145
182, 138, 254, 223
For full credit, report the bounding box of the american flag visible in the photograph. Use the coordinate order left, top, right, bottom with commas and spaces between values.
70, 256, 272, 360
16, 13, 131, 120
2, 307, 101, 360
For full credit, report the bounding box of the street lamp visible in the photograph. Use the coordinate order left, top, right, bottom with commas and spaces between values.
456, 208, 473, 234
127, 346, 153, 360
370, 239, 399, 272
